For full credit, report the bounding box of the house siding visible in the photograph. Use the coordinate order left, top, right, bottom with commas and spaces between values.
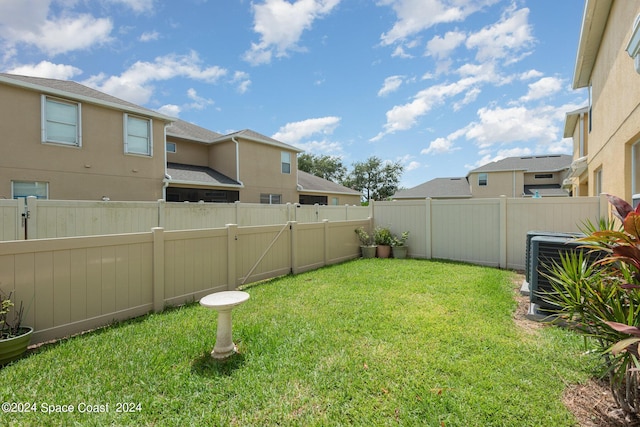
0, 81, 168, 201
582, 1, 640, 200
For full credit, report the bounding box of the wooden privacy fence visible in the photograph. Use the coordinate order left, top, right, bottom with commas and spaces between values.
0, 218, 370, 344
0, 197, 370, 241
372, 195, 608, 271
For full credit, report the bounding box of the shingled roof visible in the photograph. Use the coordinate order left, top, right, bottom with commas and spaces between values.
469, 155, 572, 173
0, 73, 173, 122
166, 119, 223, 143
392, 177, 472, 199
166, 163, 241, 187
297, 171, 361, 195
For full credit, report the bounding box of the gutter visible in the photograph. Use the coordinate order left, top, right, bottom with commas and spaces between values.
231, 137, 244, 186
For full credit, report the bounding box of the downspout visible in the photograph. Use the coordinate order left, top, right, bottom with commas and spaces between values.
231, 137, 243, 185
163, 123, 170, 200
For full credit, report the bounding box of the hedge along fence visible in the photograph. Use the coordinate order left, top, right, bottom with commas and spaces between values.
0, 218, 371, 345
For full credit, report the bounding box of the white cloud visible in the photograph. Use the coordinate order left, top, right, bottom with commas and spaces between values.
139, 31, 160, 42
157, 104, 181, 117
83, 51, 227, 104
0, 1, 113, 56
519, 69, 543, 80
244, 0, 341, 65
378, 75, 404, 97
426, 30, 466, 59
294, 139, 344, 155
107, 0, 155, 13
421, 137, 460, 155
465, 6, 533, 63
519, 76, 563, 102
379, 0, 499, 46
6, 61, 82, 79
232, 71, 252, 94
272, 116, 341, 144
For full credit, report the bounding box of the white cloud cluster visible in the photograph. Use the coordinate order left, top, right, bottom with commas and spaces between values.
378, 75, 404, 97
7, 61, 81, 80
372, 2, 573, 166
272, 116, 343, 155
244, 0, 341, 65
379, 0, 499, 46
83, 51, 228, 105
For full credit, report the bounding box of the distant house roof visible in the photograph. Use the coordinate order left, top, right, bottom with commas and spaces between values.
213, 129, 303, 152
523, 185, 570, 198
469, 155, 572, 174
0, 73, 174, 122
166, 119, 222, 143
297, 171, 361, 196
166, 163, 241, 188
392, 177, 472, 199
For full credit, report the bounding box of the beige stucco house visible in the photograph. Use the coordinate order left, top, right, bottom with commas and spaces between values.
394, 155, 571, 200
566, 0, 640, 201
0, 73, 174, 201
0, 73, 360, 205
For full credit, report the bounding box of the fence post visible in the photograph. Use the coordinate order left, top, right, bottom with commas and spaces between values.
323, 219, 330, 266
290, 221, 299, 274
152, 227, 165, 312
425, 198, 432, 259
26, 196, 37, 240
227, 224, 238, 290
157, 199, 166, 228
499, 195, 507, 269
599, 193, 609, 220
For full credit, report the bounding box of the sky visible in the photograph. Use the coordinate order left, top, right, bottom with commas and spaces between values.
0, 0, 587, 189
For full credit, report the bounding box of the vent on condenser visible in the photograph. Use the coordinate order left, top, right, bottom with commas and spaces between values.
528, 235, 600, 318
522, 231, 582, 295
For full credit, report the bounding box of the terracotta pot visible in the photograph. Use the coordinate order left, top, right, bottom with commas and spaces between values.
376, 245, 391, 258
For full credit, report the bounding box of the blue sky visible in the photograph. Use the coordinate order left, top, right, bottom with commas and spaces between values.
0, 0, 586, 188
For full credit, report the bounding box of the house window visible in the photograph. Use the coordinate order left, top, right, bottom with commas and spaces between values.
12, 181, 48, 199
588, 82, 593, 133
166, 142, 176, 153
534, 174, 553, 179
579, 112, 586, 157
478, 173, 488, 186
332, 197, 339, 205
633, 141, 640, 196
281, 152, 291, 174
124, 114, 152, 156
594, 168, 602, 196
42, 96, 81, 146
260, 193, 281, 204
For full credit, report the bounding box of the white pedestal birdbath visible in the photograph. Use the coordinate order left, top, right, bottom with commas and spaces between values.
199, 291, 250, 359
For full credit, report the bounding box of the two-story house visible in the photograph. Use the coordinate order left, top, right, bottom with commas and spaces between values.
0, 73, 173, 201
0, 73, 361, 205
566, 0, 640, 201
393, 155, 571, 200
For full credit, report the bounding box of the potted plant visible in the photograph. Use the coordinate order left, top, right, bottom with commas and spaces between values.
355, 227, 377, 258
391, 231, 410, 259
373, 226, 393, 258
0, 290, 32, 366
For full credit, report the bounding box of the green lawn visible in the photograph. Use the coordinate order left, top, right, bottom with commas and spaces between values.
0, 259, 597, 426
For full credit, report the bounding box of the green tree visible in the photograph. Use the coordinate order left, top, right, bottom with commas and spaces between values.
343, 156, 403, 202
297, 153, 347, 183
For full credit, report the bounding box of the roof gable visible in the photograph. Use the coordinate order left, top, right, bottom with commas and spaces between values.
393, 177, 471, 199
297, 171, 360, 195
469, 155, 572, 174
213, 129, 302, 152
166, 119, 223, 143
0, 73, 174, 122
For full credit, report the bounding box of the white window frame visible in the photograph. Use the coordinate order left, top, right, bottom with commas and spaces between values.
260, 193, 282, 204
281, 152, 291, 174
166, 142, 177, 153
41, 95, 81, 147
12, 181, 49, 199
124, 114, 153, 156
594, 168, 603, 196
478, 173, 488, 186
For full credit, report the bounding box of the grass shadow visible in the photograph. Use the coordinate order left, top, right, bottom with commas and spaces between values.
191, 348, 246, 377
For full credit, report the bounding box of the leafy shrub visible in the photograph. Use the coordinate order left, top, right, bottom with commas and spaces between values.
543, 194, 640, 418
